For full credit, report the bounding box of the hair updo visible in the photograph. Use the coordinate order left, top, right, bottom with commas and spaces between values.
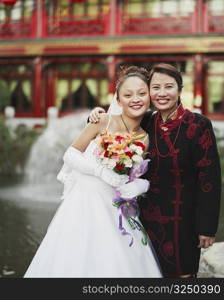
115, 66, 150, 97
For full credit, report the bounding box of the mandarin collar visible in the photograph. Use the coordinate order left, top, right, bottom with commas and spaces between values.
157, 103, 186, 132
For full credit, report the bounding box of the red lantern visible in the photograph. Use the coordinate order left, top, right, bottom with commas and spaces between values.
0, 0, 18, 6
0, 0, 17, 22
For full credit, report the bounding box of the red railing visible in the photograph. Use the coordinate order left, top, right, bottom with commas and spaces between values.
44, 14, 109, 37
0, 2, 224, 39
117, 15, 197, 35
204, 15, 224, 33
0, 16, 36, 39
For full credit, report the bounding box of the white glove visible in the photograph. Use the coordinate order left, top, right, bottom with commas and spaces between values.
96, 167, 129, 187
57, 163, 73, 184
117, 178, 150, 198
63, 146, 128, 187
63, 146, 99, 175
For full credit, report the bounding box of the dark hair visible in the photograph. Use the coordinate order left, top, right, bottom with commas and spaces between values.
148, 63, 183, 92
116, 66, 150, 97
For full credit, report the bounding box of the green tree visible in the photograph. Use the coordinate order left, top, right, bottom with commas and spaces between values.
0, 80, 10, 111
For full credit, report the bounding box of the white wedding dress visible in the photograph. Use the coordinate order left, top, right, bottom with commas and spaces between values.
24, 138, 162, 278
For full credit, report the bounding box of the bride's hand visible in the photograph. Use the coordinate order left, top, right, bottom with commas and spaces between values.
117, 178, 150, 198
96, 167, 129, 187
89, 107, 105, 123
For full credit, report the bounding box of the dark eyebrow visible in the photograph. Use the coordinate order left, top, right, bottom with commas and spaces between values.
151, 82, 175, 86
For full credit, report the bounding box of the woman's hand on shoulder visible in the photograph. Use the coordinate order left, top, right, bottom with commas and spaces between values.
198, 235, 215, 248
89, 107, 106, 123
72, 113, 110, 152
94, 112, 110, 131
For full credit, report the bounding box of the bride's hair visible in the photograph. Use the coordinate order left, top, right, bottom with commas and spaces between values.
115, 66, 150, 98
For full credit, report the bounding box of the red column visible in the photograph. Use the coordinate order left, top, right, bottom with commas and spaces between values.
193, 54, 204, 113
115, 0, 122, 35
107, 55, 116, 94
106, 55, 116, 111
36, 0, 48, 38
33, 57, 43, 117
197, 0, 202, 34
35, 0, 43, 38
32, 0, 44, 38
46, 67, 56, 108
108, 0, 117, 36
202, 0, 209, 33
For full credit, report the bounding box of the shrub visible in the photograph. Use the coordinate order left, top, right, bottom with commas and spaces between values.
0, 80, 10, 111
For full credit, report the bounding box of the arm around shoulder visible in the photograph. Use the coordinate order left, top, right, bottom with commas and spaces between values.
140, 110, 153, 131
87, 106, 106, 124
72, 113, 109, 152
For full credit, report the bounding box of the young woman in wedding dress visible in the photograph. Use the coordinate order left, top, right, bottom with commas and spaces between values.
24, 66, 162, 278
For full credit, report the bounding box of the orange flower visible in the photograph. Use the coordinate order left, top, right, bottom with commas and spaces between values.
108, 141, 128, 154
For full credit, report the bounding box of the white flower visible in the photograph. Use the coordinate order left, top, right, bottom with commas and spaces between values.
135, 146, 143, 155
130, 144, 137, 151
124, 158, 133, 168
132, 154, 143, 163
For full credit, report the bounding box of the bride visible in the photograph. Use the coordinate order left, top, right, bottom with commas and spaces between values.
24, 66, 162, 278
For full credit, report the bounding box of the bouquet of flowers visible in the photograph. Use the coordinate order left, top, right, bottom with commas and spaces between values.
94, 131, 150, 247
95, 131, 148, 175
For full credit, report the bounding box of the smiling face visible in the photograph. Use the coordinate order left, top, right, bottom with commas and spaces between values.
117, 76, 150, 118
149, 72, 181, 115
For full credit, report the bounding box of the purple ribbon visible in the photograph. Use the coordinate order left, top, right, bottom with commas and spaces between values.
119, 214, 134, 247
113, 159, 150, 246
129, 158, 150, 182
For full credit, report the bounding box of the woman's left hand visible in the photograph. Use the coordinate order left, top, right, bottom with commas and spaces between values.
198, 235, 215, 248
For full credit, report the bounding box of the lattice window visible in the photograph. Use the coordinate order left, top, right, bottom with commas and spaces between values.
207, 61, 224, 114
206, 0, 224, 33
122, 0, 196, 18
53, 62, 108, 112
0, 63, 33, 112
208, 0, 224, 16
45, 0, 109, 36
121, 0, 196, 34
0, 0, 34, 23
46, 0, 109, 20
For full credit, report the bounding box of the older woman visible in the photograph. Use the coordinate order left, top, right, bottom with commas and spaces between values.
88, 63, 221, 278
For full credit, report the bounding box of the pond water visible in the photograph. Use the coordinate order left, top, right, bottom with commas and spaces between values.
0, 198, 59, 278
